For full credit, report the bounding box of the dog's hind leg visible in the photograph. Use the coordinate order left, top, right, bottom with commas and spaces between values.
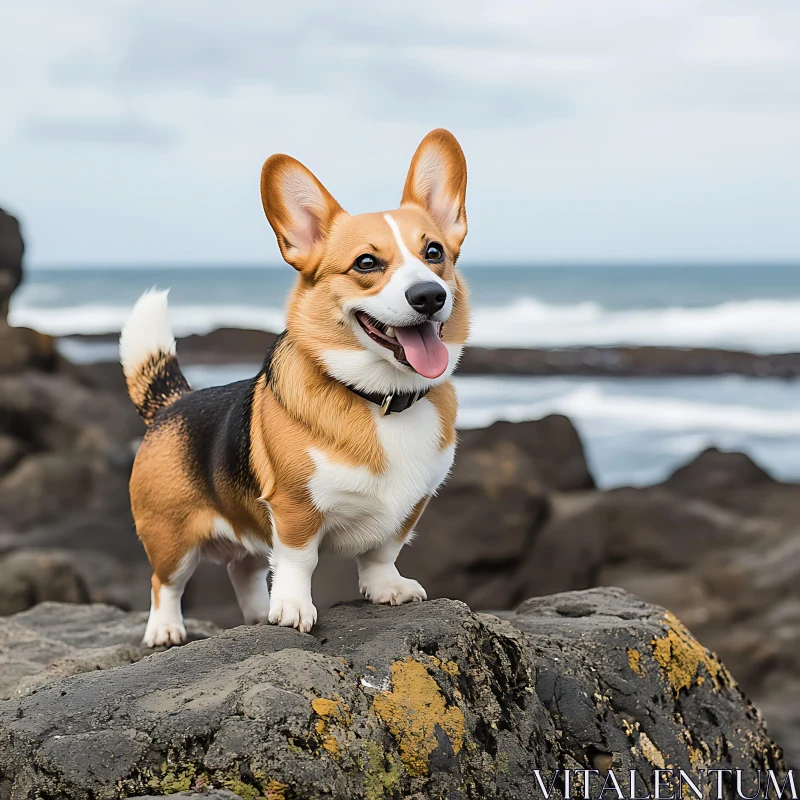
143, 547, 199, 647
228, 555, 271, 625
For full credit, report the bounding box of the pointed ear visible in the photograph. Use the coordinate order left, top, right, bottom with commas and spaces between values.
261, 154, 345, 273
401, 128, 468, 256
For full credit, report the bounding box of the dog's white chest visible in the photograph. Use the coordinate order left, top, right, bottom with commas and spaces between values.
307, 399, 454, 557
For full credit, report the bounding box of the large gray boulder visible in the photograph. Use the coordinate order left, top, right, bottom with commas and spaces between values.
0, 589, 784, 799
510, 448, 800, 767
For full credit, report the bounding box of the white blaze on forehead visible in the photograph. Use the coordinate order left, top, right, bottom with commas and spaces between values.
345, 213, 454, 323
383, 213, 425, 271
383, 212, 456, 292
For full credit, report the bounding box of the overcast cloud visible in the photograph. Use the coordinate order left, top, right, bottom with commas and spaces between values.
1, 0, 799, 265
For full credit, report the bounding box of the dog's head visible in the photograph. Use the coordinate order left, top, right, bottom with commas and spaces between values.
261, 129, 470, 395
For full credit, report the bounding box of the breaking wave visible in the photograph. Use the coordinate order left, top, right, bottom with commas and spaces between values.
12, 296, 800, 353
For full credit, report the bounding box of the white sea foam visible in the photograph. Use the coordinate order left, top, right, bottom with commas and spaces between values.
453, 375, 800, 487
469, 297, 800, 352
12, 296, 800, 352
9, 304, 287, 338
455, 380, 800, 435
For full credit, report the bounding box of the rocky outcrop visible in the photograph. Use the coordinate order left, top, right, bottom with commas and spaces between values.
0, 269, 144, 599
457, 344, 800, 378
132, 793, 241, 800
507, 448, 800, 767
0, 602, 219, 700
0, 209, 23, 321
0, 590, 785, 799
63, 329, 800, 378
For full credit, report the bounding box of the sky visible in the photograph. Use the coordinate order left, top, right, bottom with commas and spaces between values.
1, 0, 800, 267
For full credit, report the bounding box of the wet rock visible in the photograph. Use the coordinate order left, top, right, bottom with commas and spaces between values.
0, 590, 784, 799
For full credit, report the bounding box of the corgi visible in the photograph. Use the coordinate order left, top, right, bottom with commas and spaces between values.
119, 129, 470, 646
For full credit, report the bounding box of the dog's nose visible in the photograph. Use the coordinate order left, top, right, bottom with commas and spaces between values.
405, 282, 447, 317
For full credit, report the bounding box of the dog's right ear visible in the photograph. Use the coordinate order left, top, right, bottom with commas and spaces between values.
261, 155, 345, 273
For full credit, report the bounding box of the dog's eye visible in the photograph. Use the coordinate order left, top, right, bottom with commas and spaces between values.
424, 242, 445, 263
352, 254, 380, 273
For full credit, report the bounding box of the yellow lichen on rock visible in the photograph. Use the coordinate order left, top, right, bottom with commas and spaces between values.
312, 695, 350, 757
371, 657, 466, 777
430, 656, 461, 679
627, 647, 645, 677
639, 732, 666, 769
312, 696, 345, 720
651, 611, 724, 694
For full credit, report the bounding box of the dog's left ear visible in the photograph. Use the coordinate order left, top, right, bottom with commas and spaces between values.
401, 129, 468, 257
261, 154, 345, 274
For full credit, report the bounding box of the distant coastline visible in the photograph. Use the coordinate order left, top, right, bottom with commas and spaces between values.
60, 328, 800, 379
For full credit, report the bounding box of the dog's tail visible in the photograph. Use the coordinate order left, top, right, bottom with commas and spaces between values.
119, 289, 191, 424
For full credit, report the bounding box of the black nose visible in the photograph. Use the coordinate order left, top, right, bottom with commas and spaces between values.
405, 282, 447, 317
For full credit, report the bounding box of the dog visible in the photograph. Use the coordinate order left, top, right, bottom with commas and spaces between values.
119, 129, 470, 646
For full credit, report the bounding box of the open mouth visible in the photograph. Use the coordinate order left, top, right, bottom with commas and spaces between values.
355, 311, 449, 379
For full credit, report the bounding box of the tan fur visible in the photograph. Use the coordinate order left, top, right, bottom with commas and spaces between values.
130, 129, 470, 614
395, 496, 430, 542
428, 381, 459, 449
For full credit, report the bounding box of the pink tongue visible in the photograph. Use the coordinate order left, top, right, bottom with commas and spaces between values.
394, 322, 449, 379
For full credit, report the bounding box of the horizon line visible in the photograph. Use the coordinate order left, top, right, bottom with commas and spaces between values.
26, 259, 800, 271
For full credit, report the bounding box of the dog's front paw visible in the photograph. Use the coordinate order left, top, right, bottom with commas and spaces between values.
361, 576, 427, 606
143, 620, 187, 648
268, 595, 317, 633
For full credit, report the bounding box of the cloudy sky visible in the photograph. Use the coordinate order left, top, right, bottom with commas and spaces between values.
2, 0, 799, 266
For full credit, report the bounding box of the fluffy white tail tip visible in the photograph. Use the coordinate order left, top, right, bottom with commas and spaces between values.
119, 288, 176, 379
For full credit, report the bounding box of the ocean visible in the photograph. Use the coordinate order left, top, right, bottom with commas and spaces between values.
11, 264, 800, 488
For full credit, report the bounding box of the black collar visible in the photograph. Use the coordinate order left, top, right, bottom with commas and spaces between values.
345, 384, 431, 415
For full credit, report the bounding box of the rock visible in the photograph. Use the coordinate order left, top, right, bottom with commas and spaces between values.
0, 453, 97, 529
0, 590, 785, 799
0, 210, 23, 322
0, 602, 220, 700
64, 330, 800, 378
0, 434, 28, 476
0, 325, 58, 374
0, 370, 141, 531
458, 416, 595, 492
457, 344, 800, 379
507, 447, 800, 766
0, 371, 142, 451
0, 549, 91, 616
131, 792, 241, 800
663, 447, 775, 497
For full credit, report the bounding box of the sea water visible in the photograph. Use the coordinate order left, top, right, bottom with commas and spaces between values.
11, 263, 800, 487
